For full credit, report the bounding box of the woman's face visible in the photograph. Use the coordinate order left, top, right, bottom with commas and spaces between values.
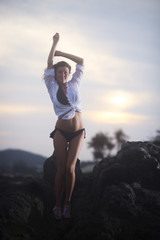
56, 66, 70, 85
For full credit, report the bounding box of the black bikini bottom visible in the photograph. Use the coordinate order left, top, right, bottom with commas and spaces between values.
50, 128, 86, 142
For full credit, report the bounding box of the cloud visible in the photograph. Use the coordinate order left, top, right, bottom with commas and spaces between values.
84, 110, 149, 125
101, 90, 153, 110
1, 0, 159, 87
0, 14, 89, 72
0, 104, 51, 115
82, 89, 154, 125
0, 131, 10, 136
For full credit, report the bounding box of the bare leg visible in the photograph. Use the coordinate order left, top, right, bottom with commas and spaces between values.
53, 130, 68, 206
65, 131, 84, 203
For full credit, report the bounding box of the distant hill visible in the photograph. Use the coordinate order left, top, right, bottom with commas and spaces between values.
0, 149, 95, 174
0, 149, 46, 172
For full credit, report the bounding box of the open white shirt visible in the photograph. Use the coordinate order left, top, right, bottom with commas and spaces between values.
44, 64, 84, 120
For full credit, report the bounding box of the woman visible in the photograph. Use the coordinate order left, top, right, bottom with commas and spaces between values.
44, 33, 85, 219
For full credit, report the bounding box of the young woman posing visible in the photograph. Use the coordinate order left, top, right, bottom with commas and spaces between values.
44, 33, 85, 219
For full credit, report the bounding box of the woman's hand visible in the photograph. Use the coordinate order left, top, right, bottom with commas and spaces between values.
53, 33, 60, 43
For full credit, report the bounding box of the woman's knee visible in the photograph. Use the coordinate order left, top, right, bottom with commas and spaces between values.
65, 163, 76, 175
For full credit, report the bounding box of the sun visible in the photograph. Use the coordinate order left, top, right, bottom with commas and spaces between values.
84, 90, 149, 124
110, 95, 127, 106
106, 91, 134, 110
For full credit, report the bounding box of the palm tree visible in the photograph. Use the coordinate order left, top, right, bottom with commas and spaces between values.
114, 129, 128, 151
88, 132, 115, 161
152, 130, 160, 146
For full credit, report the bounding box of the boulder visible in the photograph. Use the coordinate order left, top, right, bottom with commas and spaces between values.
43, 151, 84, 187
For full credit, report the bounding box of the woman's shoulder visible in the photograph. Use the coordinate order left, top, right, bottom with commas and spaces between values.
44, 67, 57, 89
44, 67, 55, 76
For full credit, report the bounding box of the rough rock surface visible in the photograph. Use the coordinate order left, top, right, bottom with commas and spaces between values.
0, 141, 160, 240
0, 176, 44, 240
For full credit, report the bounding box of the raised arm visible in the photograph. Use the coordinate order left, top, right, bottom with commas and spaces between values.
55, 50, 84, 66
47, 33, 60, 69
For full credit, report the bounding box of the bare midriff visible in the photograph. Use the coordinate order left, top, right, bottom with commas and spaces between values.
55, 111, 84, 132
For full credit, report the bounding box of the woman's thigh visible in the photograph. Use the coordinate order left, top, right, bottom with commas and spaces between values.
53, 130, 68, 170
66, 131, 84, 169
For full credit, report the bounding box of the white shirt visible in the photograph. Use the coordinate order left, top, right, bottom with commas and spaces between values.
44, 64, 84, 120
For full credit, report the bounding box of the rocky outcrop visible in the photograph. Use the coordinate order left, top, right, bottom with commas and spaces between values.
42, 141, 160, 240
0, 142, 160, 240
0, 176, 44, 240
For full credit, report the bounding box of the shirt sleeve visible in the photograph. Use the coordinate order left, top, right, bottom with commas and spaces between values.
70, 64, 84, 87
44, 68, 56, 91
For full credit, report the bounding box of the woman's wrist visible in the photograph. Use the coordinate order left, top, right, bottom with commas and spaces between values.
55, 50, 63, 56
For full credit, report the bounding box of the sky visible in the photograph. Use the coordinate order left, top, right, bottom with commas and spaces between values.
0, 0, 160, 161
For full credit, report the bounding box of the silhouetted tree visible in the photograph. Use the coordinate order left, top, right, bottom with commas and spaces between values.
106, 140, 115, 156
151, 130, 160, 146
114, 129, 128, 151
88, 132, 115, 160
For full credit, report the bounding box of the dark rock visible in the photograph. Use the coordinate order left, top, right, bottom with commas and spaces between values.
0, 141, 160, 240
0, 177, 44, 240
43, 151, 84, 187
43, 151, 57, 186
116, 142, 160, 189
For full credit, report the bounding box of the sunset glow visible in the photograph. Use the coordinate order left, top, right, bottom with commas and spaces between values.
84, 110, 149, 124
0, 105, 51, 115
